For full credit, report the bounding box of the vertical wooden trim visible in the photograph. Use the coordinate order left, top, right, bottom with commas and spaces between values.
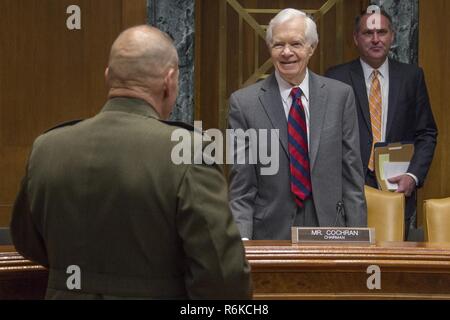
194, 0, 202, 120
319, 14, 325, 75
218, 0, 227, 131
122, 0, 148, 30
238, 16, 243, 87
254, 29, 259, 73
336, 0, 344, 64
362, 0, 370, 12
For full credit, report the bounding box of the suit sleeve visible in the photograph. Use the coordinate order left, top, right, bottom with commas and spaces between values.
176, 162, 252, 299
341, 88, 368, 227
10, 172, 49, 267
227, 93, 258, 239
407, 68, 438, 187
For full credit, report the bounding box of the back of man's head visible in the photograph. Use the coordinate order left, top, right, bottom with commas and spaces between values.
107, 25, 177, 86
105, 25, 179, 118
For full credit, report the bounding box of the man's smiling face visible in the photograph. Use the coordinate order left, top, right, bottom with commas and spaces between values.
269, 17, 315, 85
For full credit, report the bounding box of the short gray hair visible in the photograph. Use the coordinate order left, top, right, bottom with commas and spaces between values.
266, 8, 319, 48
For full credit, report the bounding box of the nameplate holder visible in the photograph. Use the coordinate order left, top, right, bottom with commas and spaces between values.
291, 227, 375, 244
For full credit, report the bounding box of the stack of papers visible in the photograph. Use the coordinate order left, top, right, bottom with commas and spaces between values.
383, 162, 409, 190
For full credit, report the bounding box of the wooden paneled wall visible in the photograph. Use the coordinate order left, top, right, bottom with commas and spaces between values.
0, 0, 147, 226
417, 0, 450, 224
195, 0, 368, 130
2, 0, 447, 228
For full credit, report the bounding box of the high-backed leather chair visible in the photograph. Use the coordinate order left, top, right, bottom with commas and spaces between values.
364, 186, 404, 242
424, 198, 450, 242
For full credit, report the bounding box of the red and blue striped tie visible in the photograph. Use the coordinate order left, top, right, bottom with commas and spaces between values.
288, 87, 312, 207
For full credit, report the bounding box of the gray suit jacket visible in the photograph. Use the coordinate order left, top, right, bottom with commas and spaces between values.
228, 71, 367, 240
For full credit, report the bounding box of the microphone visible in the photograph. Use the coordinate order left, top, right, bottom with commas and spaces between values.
334, 201, 347, 227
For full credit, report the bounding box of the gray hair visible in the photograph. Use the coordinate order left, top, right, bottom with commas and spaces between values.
266, 8, 319, 48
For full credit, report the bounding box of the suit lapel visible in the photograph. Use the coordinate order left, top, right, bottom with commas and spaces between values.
258, 74, 289, 157
386, 59, 401, 139
349, 60, 371, 134
308, 72, 328, 170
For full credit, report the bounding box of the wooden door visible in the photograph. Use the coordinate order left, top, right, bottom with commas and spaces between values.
417, 0, 450, 225
0, 0, 147, 226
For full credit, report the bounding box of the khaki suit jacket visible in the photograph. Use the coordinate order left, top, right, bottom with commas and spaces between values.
11, 97, 251, 299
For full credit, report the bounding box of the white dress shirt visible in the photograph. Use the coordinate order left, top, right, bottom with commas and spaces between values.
360, 58, 418, 185
275, 69, 311, 148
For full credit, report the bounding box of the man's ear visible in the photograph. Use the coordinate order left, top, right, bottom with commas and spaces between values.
308, 44, 316, 57
104, 67, 109, 83
353, 32, 359, 47
163, 68, 177, 96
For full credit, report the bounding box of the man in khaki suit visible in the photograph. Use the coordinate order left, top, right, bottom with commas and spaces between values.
10, 25, 251, 299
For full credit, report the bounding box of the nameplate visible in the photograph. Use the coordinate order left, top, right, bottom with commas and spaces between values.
291, 227, 375, 244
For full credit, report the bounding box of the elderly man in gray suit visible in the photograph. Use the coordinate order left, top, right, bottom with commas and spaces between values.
228, 8, 367, 240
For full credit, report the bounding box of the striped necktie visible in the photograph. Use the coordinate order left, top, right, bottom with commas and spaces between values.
368, 70, 382, 171
288, 87, 312, 207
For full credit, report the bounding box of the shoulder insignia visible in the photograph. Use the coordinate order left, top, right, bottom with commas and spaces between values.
159, 120, 203, 135
44, 119, 84, 133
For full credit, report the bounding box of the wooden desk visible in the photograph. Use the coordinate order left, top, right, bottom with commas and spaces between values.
245, 241, 450, 299
2, 242, 450, 299
0, 246, 47, 299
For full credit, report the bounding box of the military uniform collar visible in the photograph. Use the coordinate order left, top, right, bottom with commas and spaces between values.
101, 97, 160, 119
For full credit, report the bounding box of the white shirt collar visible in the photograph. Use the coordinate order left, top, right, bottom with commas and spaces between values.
275, 69, 310, 103
360, 58, 389, 81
